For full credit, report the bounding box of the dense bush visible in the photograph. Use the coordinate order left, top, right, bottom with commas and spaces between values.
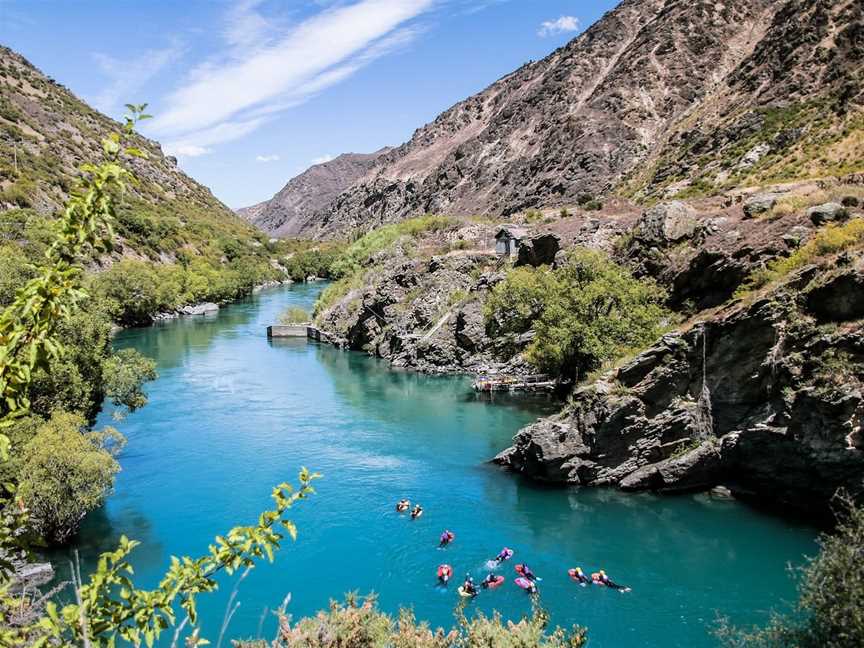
485, 250, 668, 379
16, 411, 125, 544
234, 593, 587, 648
279, 307, 310, 325
717, 496, 864, 648
102, 348, 158, 416
90, 255, 279, 326
284, 246, 341, 282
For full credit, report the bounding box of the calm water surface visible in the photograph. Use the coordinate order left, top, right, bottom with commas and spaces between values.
53, 284, 816, 647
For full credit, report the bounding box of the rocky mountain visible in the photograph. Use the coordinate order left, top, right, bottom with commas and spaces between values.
237, 149, 389, 237
250, 0, 861, 240
0, 45, 268, 262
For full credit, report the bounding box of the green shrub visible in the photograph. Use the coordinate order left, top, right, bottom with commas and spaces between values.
102, 348, 158, 417
234, 593, 587, 648
279, 307, 310, 325
486, 250, 668, 379
582, 199, 603, 211
17, 411, 125, 544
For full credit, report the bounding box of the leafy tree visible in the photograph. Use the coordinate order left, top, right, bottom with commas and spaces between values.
279, 307, 310, 325
485, 250, 668, 380
102, 348, 158, 417
16, 411, 124, 544
717, 495, 864, 648
484, 265, 557, 337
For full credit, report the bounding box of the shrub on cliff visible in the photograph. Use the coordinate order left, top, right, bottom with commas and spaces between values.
716, 495, 864, 648
486, 250, 668, 380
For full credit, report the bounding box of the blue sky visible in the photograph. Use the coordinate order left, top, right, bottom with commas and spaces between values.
1, 1, 617, 208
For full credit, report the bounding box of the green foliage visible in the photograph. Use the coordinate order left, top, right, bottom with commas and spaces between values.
329, 215, 457, 279
582, 199, 603, 211
102, 348, 158, 417
716, 496, 864, 648
90, 255, 277, 326
16, 411, 124, 544
485, 266, 557, 337
486, 250, 668, 379
283, 245, 342, 282
234, 592, 587, 648
279, 307, 310, 325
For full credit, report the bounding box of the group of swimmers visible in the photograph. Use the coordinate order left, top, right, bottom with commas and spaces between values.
396, 499, 423, 519
396, 502, 631, 598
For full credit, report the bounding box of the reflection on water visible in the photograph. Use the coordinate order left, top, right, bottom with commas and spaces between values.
53, 284, 816, 648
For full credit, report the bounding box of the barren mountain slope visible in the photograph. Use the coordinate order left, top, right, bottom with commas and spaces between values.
303, 0, 782, 237
237, 149, 389, 237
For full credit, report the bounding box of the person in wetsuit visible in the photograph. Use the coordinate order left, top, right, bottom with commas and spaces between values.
462, 574, 478, 596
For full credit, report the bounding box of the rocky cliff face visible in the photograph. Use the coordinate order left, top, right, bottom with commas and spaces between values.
237, 149, 389, 237
496, 262, 864, 515
254, 0, 861, 239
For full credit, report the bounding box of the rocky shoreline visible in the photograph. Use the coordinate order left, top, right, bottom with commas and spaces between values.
314, 192, 864, 518
495, 266, 864, 517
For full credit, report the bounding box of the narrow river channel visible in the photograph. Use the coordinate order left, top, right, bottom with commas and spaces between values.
51, 283, 817, 647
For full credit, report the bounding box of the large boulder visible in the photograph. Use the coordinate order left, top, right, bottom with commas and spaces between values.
516, 233, 561, 267
742, 192, 781, 218
805, 270, 864, 322
637, 201, 701, 246
807, 202, 848, 225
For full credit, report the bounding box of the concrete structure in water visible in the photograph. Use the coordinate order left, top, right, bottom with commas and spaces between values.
267, 325, 332, 342
267, 325, 309, 338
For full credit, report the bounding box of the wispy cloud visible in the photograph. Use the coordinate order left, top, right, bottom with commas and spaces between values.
256, 154, 281, 162
538, 15, 580, 38
91, 41, 184, 115
170, 144, 211, 158
152, 0, 435, 156
311, 154, 334, 165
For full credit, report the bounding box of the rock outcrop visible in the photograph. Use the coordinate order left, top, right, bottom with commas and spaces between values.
496, 265, 864, 515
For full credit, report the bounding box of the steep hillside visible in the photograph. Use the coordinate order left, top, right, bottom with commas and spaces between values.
238, 149, 389, 237
0, 46, 292, 327
0, 46, 271, 264
253, 0, 861, 239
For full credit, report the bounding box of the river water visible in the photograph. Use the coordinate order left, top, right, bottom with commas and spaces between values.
54, 283, 817, 647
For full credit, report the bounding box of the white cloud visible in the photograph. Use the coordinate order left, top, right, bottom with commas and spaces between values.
256, 154, 281, 162
538, 15, 580, 38
168, 144, 211, 158
150, 0, 435, 153
91, 42, 184, 115
311, 154, 335, 165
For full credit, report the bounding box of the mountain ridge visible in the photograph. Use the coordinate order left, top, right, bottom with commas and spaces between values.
244, 0, 862, 240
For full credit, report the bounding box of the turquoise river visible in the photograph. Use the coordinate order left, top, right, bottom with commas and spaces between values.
51, 283, 817, 647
